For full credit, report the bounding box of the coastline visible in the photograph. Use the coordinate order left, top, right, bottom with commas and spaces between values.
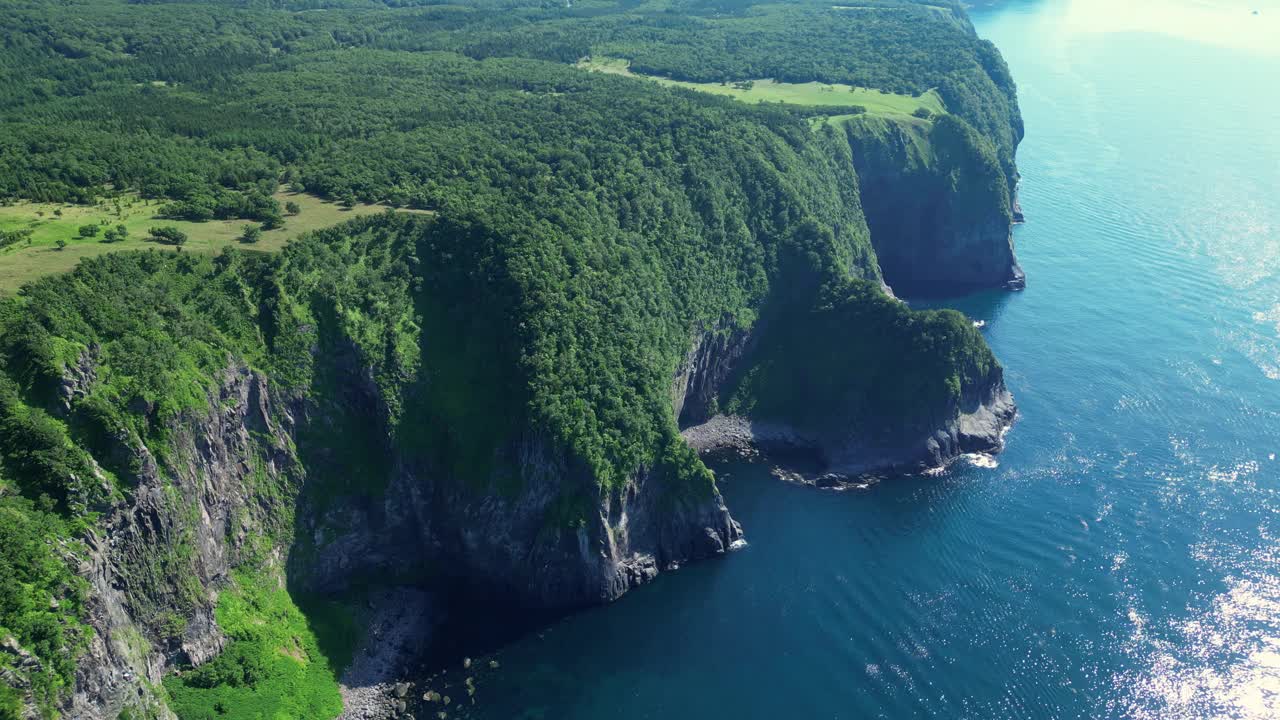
681, 385, 1017, 487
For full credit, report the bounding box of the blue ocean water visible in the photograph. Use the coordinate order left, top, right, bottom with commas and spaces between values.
466, 2, 1280, 717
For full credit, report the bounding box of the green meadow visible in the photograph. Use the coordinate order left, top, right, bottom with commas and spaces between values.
0, 191, 418, 294
578, 56, 945, 117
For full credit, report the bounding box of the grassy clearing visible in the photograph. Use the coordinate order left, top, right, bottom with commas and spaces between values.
162, 571, 344, 720
578, 56, 945, 117
294, 592, 368, 678
0, 191, 418, 295
814, 110, 935, 130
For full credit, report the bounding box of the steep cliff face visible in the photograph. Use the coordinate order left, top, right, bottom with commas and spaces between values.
672, 319, 757, 428
670, 282, 1016, 479
396, 438, 741, 607
841, 114, 1025, 297
5, 257, 1011, 720
49, 353, 738, 720
296, 425, 742, 612
43, 288, 1006, 720
59, 365, 300, 720
1, 54, 1024, 713
825, 360, 1015, 473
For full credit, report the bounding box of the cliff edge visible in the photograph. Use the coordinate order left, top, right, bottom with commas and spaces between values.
676, 280, 1016, 480
841, 114, 1025, 297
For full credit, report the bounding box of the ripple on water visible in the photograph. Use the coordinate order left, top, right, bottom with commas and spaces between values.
1116, 539, 1280, 720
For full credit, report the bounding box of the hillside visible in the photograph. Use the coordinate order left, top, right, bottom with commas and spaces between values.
0, 1, 1024, 718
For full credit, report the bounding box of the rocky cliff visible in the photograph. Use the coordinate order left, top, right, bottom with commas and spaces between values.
56, 364, 301, 720
11, 268, 1008, 720
682, 362, 1016, 480
296, 385, 743, 612
841, 113, 1025, 297
37, 350, 739, 720
676, 282, 1016, 481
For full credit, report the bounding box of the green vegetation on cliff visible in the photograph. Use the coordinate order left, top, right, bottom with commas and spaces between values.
163, 571, 344, 720
0, 0, 1020, 716
723, 280, 994, 434
0, 493, 88, 713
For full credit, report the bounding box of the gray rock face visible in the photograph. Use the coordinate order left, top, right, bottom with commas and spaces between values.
672, 319, 756, 426
64, 365, 300, 720
418, 439, 741, 607
825, 363, 1016, 473
683, 363, 1016, 477
54, 344, 98, 416
299, 432, 742, 611
53, 349, 740, 719
291, 334, 743, 610
843, 115, 1025, 297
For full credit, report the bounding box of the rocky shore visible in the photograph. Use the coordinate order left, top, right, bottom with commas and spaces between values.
681, 377, 1016, 487
338, 588, 436, 720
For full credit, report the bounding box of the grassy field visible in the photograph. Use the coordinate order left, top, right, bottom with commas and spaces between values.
0, 191, 416, 294
814, 111, 934, 130
578, 56, 945, 117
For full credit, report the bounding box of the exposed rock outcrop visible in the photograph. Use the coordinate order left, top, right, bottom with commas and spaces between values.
65, 364, 300, 720
408, 439, 742, 608
46, 304, 1011, 720
295, 353, 743, 611
672, 318, 756, 427
683, 362, 1016, 476
58, 350, 741, 719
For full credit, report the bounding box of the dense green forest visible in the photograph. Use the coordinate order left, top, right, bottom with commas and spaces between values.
0, 1, 1018, 717
0, 0, 1020, 209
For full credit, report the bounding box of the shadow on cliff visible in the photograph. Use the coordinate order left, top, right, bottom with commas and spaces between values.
904, 284, 1018, 325
276, 282, 591, 695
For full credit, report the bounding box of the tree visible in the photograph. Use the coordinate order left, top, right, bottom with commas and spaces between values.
912, 107, 934, 120
55, 239, 67, 251
101, 224, 128, 243
240, 225, 262, 243
148, 226, 188, 246
0, 228, 33, 250
284, 201, 300, 216
78, 224, 100, 238
260, 213, 283, 230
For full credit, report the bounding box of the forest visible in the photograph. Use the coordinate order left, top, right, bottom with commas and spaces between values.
0, 1, 1017, 717
0, 0, 1020, 209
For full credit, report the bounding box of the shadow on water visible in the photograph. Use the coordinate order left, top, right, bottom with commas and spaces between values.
905, 283, 1018, 322
421, 585, 569, 669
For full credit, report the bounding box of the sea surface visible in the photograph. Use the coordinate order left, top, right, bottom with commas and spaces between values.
466, 1, 1280, 717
